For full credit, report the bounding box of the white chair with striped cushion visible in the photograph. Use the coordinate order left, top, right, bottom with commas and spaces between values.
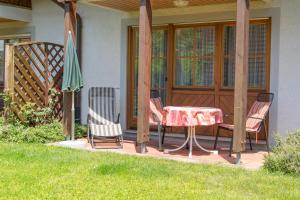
88, 87, 123, 148
214, 93, 274, 156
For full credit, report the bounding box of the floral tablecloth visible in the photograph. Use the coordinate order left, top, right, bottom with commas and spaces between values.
163, 106, 223, 127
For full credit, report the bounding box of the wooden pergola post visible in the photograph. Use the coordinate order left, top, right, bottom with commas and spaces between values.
233, 0, 250, 164
61, 0, 77, 138
4, 45, 14, 93
136, 0, 152, 153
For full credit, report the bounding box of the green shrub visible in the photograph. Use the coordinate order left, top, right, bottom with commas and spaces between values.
0, 89, 87, 143
0, 91, 19, 124
264, 131, 300, 175
0, 119, 64, 143
75, 124, 88, 139
1, 89, 61, 126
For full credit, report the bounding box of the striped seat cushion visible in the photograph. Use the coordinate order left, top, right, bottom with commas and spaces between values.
219, 123, 257, 133
90, 124, 122, 137
149, 97, 165, 126
246, 101, 271, 132
89, 87, 117, 124
88, 87, 122, 137
219, 101, 271, 133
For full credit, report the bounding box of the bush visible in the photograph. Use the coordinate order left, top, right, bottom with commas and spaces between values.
0, 119, 64, 143
264, 131, 300, 175
0, 89, 86, 143
75, 124, 88, 139
1, 89, 61, 126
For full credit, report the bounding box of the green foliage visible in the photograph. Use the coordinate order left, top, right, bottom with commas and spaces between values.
1, 88, 61, 126
264, 131, 300, 175
0, 90, 18, 124
0, 119, 64, 143
0, 88, 88, 143
0, 89, 66, 144
75, 123, 87, 139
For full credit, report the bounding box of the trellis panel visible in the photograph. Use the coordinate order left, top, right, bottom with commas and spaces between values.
6, 42, 64, 120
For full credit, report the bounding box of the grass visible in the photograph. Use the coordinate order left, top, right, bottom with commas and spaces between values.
0, 143, 299, 200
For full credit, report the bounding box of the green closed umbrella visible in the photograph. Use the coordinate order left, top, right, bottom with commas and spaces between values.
62, 31, 83, 141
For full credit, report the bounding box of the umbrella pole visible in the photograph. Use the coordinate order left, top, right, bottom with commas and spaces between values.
71, 91, 75, 141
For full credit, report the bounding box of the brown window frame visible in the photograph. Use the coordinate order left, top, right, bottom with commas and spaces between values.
220, 19, 271, 90
173, 23, 218, 90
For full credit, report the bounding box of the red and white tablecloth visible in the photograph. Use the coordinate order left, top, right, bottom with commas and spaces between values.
163, 106, 223, 127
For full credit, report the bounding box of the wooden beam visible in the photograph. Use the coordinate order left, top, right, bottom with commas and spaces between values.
4, 44, 14, 93
63, 0, 77, 137
233, 0, 250, 159
137, 0, 152, 153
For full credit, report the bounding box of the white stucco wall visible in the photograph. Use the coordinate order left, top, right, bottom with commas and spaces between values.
78, 4, 126, 126
30, 0, 64, 44
277, 0, 300, 136
0, 4, 32, 22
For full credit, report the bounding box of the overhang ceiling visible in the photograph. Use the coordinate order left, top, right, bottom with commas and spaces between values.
0, 17, 16, 23
89, 0, 263, 12
0, 0, 32, 9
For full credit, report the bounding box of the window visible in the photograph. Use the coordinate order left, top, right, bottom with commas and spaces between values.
223, 23, 268, 89
132, 28, 168, 116
175, 26, 215, 87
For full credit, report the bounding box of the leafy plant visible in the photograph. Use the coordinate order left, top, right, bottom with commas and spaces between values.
75, 124, 88, 139
0, 118, 64, 143
264, 131, 300, 175
1, 88, 61, 127
0, 90, 19, 124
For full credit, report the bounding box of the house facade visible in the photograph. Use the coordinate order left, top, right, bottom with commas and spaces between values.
0, 0, 299, 143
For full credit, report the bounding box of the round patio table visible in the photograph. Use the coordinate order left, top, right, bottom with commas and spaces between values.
163, 106, 223, 158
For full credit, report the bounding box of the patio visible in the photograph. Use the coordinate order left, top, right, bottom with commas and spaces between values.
51, 133, 268, 170
57, 0, 262, 165
0, 0, 268, 164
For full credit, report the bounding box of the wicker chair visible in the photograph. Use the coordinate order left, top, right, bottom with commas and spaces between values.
87, 87, 123, 149
214, 93, 274, 156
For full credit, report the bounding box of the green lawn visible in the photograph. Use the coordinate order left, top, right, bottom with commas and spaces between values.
0, 143, 299, 200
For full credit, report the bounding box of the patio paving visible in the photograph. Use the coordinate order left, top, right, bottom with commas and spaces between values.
50, 134, 268, 171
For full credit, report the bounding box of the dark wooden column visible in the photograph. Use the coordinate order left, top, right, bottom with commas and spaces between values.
61, 0, 77, 137
137, 0, 152, 153
233, 0, 250, 163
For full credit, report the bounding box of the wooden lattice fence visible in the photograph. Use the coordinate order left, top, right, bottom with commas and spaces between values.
4, 42, 64, 120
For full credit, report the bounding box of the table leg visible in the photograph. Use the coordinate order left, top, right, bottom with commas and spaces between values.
192, 126, 218, 155
189, 127, 193, 158
164, 126, 218, 157
158, 123, 162, 151
164, 127, 191, 154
